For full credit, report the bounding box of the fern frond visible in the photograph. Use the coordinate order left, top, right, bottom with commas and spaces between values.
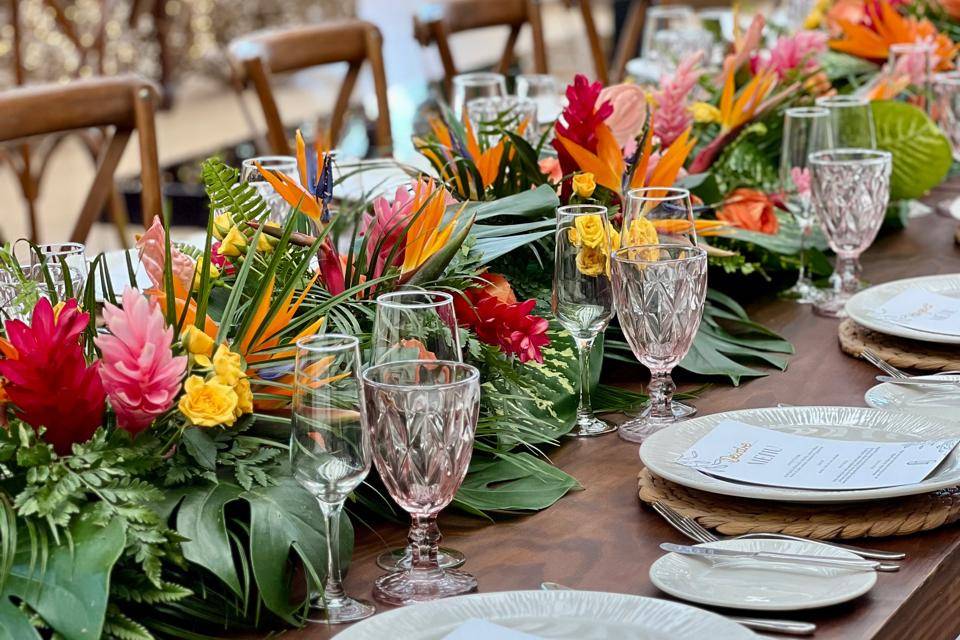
103, 606, 155, 640
200, 158, 269, 235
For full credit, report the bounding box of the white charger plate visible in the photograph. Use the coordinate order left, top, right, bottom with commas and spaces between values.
865, 380, 960, 422
844, 274, 960, 345
336, 590, 757, 640
650, 539, 877, 611
639, 406, 960, 503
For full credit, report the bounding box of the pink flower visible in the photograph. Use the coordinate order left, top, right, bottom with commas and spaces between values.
538, 156, 563, 183
654, 51, 703, 146
598, 84, 648, 156
753, 31, 827, 78
137, 216, 196, 292
363, 185, 414, 278
790, 167, 811, 197
95, 288, 187, 436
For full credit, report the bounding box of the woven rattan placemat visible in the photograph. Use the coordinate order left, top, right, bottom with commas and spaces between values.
838, 319, 960, 372
638, 468, 960, 540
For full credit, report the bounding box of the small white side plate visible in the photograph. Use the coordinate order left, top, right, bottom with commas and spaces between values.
865, 380, 960, 422
650, 539, 877, 611
845, 274, 960, 345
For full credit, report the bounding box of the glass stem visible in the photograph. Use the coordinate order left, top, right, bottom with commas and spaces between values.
796, 219, 810, 285
409, 514, 443, 576
648, 371, 676, 420
574, 336, 596, 423
319, 501, 347, 605
835, 253, 861, 296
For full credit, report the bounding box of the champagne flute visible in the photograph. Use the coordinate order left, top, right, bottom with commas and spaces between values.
370, 289, 465, 571
809, 149, 892, 318
815, 95, 877, 149
780, 106, 831, 303
623, 187, 698, 247
553, 205, 617, 437
450, 72, 507, 117
611, 245, 708, 442
933, 72, 960, 216
363, 360, 481, 605
291, 334, 375, 623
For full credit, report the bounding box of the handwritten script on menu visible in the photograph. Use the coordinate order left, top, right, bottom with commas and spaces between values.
678, 420, 959, 490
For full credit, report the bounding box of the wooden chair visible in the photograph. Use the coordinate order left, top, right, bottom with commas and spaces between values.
228, 20, 393, 157
0, 75, 162, 245
414, 0, 609, 96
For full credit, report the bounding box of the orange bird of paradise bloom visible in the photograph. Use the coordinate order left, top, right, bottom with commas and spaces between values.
717, 68, 777, 132
401, 178, 464, 274
829, 0, 958, 70
257, 130, 332, 223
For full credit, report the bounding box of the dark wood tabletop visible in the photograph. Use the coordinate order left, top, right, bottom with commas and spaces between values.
292, 199, 960, 640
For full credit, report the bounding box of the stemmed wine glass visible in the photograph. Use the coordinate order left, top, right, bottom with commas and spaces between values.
363, 360, 481, 605
370, 289, 466, 571
450, 72, 507, 117
815, 95, 877, 149
808, 149, 892, 318
291, 334, 375, 623
553, 205, 617, 437
29, 241, 88, 296
611, 245, 708, 443
780, 106, 832, 303
888, 42, 936, 113
241, 156, 300, 224
623, 187, 698, 247
933, 72, 960, 216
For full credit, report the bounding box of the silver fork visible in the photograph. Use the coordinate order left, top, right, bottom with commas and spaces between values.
651, 501, 905, 564
860, 348, 960, 380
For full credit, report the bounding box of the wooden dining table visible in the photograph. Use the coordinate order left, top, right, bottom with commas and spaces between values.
293, 192, 960, 640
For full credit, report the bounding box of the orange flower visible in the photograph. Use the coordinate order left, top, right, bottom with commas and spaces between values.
479, 272, 517, 304
401, 179, 463, 274
717, 189, 780, 235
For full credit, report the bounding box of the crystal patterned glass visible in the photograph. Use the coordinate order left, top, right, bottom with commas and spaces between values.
466, 96, 539, 145
450, 72, 507, 117
780, 106, 832, 303
809, 149, 892, 318
291, 334, 375, 623
611, 245, 708, 442
624, 187, 698, 248
0, 263, 71, 323
363, 360, 481, 605
553, 205, 617, 437
241, 156, 299, 224
370, 289, 465, 572
815, 95, 877, 149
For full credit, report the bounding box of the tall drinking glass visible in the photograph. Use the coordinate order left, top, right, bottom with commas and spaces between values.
370, 289, 465, 571
29, 242, 87, 296
516, 73, 562, 124
241, 156, 300, 224
809, 149, 892, 318
466, 96, 539, 145
363, 360, 481, 605
888, 42, 936, 113
624, 187, 698, 247
450, 72, 507, 117
611, 245, 708, 442
553, 205, 617, 437
641, 5, 696, 55
780, 106, 832, 303
933, 72, 960, 216
291, 334, 375, 623
815, 95, 877, 149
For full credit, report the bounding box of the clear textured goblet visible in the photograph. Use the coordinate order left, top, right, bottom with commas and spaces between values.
611, 245, 708, 443
363, 360, 481, 606
808, 149, 892, 318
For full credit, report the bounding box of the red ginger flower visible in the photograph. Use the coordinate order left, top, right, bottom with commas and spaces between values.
0, 298, 105, 454
552, 74, 614, 191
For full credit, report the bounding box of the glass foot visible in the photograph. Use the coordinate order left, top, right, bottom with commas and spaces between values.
813, 292, 853, 318
781, 279, 823, 305
306, 595, 376, 624
565, 415, 617, 437
373, 568, 477, 606
375, 546, 465, 571
618, 401, 695, 443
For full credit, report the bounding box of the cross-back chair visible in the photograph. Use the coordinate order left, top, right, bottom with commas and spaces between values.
0, 75, 162, 245
228, 20, 393, 157
414, 0, 609, 96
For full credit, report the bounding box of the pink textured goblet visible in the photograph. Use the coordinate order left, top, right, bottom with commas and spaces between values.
362, 360, 481, 605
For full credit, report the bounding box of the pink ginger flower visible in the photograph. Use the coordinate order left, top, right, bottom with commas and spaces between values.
654, 51, 704, 146
137, 216, 196, 292
753, 31, 828, 78
95, 288, 187, 436
362, 185, 415, 279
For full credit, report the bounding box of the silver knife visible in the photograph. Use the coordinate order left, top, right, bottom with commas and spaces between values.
876, 375, 960, 387
661, 542, 881, 571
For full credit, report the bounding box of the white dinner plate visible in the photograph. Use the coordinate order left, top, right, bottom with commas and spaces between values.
650, 539, 877, 611
639, 406, 960, 503
865, 380, 960, 422
336, 590, 758, 640
845, 274, 960, 344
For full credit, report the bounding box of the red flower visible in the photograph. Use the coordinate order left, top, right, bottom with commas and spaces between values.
552, 74, 614, 195
0, 298, 105, 454
210, 242, 236, 276
454, 274, 551, 364
718, 188, 780, 235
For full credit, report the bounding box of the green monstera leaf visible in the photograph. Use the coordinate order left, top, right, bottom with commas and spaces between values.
872, 100, 952, 201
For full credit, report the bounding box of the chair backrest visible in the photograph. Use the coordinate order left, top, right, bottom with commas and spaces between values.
0, 75, 162, 244
228, 20, 392, 157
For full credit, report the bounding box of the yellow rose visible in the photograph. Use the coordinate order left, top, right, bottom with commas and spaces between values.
573, 214, 608, 250
576, 247, 608, 277
182, 325, 215, 357
256, 233, 275, 253
213, 212, 234, 240
212, 343, 246, 386
192, 257, 220, 291
178, 375, 239, 427
690, 102, 722, 124
233, 376, 253, 416
607, 223, 621, 252
623, 216, 660, 248
803, 8, 822, 28
572, 172, 597, 198
218, 226, 247, 257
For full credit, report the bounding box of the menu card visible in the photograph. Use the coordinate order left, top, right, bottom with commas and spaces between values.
443, 620, 542, 640
876, 289, 960, 337
678, 420, 959, 490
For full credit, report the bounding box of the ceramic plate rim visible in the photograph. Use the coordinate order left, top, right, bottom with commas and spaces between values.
844, 274, 960, 345
335, 589, 757, 640
649, 539, 877, 611
639, 406, 960, 503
